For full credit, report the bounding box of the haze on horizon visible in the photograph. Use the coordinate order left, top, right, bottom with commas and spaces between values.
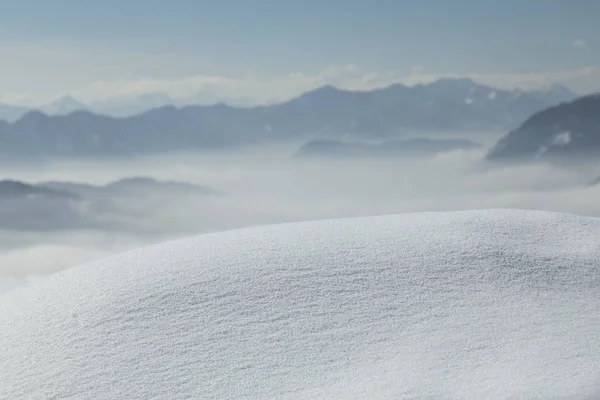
0, 0, 599, 108
1, 141, 600, 282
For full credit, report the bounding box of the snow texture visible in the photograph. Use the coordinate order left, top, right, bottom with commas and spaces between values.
1, 209, 600, 399
0, 278, 24, 295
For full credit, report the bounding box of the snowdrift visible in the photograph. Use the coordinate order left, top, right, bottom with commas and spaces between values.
0, 277, 23, 295
1, 209, 599, 399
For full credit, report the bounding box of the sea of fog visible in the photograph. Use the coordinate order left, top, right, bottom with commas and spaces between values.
1, 136, 600, 283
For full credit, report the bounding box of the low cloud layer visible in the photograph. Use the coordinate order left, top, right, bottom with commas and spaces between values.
1, 139, 600, 282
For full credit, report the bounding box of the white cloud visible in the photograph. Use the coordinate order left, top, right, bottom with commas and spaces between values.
48, 66, 600, 106
573, 38, 586, 48
0, 39, 214, 105
0, 39, 598, 107
402, 67, 600, 94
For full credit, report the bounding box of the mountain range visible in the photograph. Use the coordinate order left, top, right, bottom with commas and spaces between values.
0, 79, 576, 159
0, 177, 214, 231
1, 92, 263, 122
486, 93, 600, 164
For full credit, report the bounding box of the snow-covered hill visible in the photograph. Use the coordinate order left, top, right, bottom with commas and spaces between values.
1, 209, 599, 399
0, 277, 23, 295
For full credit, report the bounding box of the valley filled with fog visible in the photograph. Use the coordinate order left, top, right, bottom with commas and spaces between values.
2, 131, 599, 286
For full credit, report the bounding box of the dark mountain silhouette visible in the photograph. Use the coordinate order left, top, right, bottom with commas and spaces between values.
0, 177, 214, 232
486, 93, 600, 163
0, 79, 576, 159
0, 179, 78, 200
0, 179, 84, 231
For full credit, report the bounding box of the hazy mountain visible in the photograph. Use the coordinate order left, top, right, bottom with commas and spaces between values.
89, 91, 259, 116
528, 83, 578, 105
42, 96, 88, 116
0, 179, 83, 231
0, 96, 88, 121
0, 79, 576, 159
178, 90, 260, 108
296, 137, 481, 158
0, 177, 214, 232
90, 92, 176, 117
0, 179, 78, 200
0, 103, 30, 123
486, 93, 600, 163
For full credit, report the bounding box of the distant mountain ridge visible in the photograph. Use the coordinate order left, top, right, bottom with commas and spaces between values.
0, 176, 214, 231
0, 179, 78, 200
0, 79, 577, 159
0, 103, 30, 123
486, 93, 600, 163
0, 92, 261, 122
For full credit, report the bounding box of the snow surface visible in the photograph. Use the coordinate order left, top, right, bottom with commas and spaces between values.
1, 209, 600, 399
0, 278, 24, 295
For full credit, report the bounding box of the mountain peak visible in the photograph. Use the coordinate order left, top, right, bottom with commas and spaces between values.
45, 95, 87, 115
18, 109, 50, 123
305, 84, 344, 96
543, 83, 577, 98
315, 83, 339, 91
486, 93, 600, 163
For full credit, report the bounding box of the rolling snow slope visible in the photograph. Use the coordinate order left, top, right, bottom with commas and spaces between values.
1, 209, 599, 399
0, 277, 23, 295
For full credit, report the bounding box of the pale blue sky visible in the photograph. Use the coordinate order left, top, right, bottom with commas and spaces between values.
0, 0, 598, 104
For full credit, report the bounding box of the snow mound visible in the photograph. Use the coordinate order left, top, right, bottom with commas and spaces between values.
0, 278, 24, 295
1, 209, 600, 399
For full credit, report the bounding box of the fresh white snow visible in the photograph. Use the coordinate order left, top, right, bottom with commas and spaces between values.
1, 209, 600, 399
0, 278, 24, 295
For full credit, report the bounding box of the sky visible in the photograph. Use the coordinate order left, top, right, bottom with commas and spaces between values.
1, 0, 599, 105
